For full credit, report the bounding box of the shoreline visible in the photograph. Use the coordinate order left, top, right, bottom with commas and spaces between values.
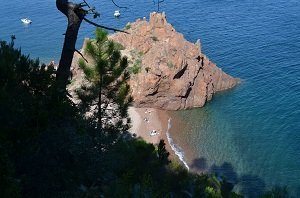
128, 107, 190, 168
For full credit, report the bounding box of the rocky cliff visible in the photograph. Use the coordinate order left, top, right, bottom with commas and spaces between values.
110, 12, 238, 110
72, 12, 239, 110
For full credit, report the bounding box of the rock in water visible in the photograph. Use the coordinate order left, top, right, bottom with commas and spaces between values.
73, 12, 239, 110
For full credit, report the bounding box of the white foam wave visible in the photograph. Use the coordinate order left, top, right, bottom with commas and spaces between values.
166, 118, 190, 171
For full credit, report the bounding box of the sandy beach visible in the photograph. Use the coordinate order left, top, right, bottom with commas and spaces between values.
128, 107, 189, 166
128, 107, 169, 145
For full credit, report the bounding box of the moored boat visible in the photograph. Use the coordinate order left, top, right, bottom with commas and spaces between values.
21, 18, 32, 24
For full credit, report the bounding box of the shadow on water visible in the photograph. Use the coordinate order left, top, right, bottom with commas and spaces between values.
190, 157, 207, 171
191, 158, 266, 197
210, 162, 239, 184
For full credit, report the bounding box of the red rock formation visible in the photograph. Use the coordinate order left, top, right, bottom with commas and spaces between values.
71, 12, 239, 110
110, 12, 239, 110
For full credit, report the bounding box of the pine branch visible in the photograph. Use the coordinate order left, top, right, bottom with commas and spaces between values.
75, 49, 89, 63
83, 17, 129, 34
111, 0, 128, 9
82, 0, 91, 8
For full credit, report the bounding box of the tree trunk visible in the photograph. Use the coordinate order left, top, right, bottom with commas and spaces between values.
56, 0, 85, 90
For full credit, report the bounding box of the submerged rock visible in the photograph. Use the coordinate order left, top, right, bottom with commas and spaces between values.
72, 12, 239, 110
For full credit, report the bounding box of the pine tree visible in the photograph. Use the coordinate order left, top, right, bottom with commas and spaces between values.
77, 28, 131, 137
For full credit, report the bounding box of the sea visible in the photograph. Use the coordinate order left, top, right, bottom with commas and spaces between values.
1, 0, 300, 197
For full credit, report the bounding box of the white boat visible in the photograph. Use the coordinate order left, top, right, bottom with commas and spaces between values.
114, 10, 120, 17
21, 18, 32, 24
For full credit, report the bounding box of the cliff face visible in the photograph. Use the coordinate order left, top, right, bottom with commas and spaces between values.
109, 12, 238, 110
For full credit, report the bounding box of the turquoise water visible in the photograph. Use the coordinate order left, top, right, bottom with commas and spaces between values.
1, 0, 300, 196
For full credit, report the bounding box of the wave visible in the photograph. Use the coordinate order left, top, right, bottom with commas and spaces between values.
166, 118, 190, 171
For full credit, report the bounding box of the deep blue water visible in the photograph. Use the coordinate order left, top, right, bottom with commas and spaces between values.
1, 0, 300, 196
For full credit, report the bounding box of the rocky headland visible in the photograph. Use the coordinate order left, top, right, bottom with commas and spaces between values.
71, 12, 239, 110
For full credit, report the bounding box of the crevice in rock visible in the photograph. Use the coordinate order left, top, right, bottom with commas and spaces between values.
147, 89, 159, 96
205, 83, 209, 103
173, 60, 188, 79
146, 77, 161, 96
183, 87, 192, 98
190, 63, 204, 89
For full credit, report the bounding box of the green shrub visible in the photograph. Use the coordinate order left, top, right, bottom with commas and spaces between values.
125, 23, 131, 30
128, 59, 142, 74
167, 61, 175, 68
